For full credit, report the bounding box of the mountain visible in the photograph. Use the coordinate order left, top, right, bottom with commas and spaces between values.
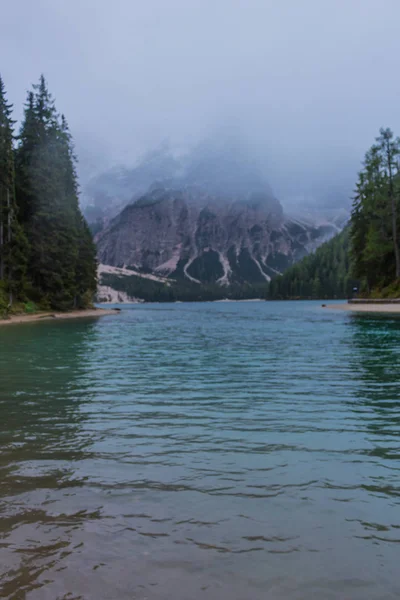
96, 185, 341, 288
93, 136, 346, 295
83, 143, 181, 230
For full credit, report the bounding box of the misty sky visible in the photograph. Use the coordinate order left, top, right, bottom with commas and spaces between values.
3, 0, 400, 206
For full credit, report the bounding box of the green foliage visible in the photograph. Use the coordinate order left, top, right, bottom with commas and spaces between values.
270, 127, 400, 301
100, 272, 267, 303
74, 218, 97, 308
377, 279, 400, 298
268, 228, 357, 299
24, 300, 37, 313
0, 281, 8, 314
0, 75, 29, 304
227, 246, 269, 283
350, 128, 400, 291
0, 74, 99, 312
187, 250, 224, 283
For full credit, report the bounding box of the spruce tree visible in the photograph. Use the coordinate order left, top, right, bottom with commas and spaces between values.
60, 114, 97, 307
15, 76, 97, 310
376, 128, 400, 278
350, 130, 400, 292
0, 75, 13, 282
0, 75, 28, 305
15, 91, 39, 225
75, 217, 98, 307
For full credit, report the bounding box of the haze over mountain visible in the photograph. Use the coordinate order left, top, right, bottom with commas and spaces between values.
84, 133, 349, 227
84, 134, 273, 222
3, 0, 400, 209
95, 137, 346, 290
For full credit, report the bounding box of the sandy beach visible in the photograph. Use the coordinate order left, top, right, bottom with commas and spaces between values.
327, 303, 400, 313
0, 307, 120, 326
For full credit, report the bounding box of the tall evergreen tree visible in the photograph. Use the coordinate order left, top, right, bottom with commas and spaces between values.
376, 128, 400, 277
350, 128, 400, 292
60, 114, 97, 307
15, 91, 39, 225
15, 75, 97, 310
0, 75, 13, 282
0, 75, 28, 305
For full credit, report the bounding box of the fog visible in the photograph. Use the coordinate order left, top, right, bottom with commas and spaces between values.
3, 0, 400, 207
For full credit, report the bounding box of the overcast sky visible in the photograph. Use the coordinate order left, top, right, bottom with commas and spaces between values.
2, 0, 400, 205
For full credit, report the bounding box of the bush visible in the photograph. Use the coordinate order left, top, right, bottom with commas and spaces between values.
375, 279, 400, 299
24, 301, 37, 314
0, 283, 9, 316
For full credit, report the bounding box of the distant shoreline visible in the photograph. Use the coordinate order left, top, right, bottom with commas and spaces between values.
97, 298, 266, 305
0, 308, 120, 326
327, 303, 400, 313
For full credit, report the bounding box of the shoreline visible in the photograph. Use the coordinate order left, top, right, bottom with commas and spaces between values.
0, 307, 120, 327
327, 303, 400, 313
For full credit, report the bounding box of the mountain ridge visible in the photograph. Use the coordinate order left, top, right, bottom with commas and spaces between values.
96, 185, 341, 287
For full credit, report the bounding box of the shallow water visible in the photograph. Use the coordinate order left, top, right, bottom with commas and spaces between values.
1, 301, 400, 599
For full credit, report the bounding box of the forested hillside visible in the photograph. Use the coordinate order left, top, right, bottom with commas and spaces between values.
0, 75, 97, 314
99, 270, 267, 302
268, 228, 357, 299
3, 75, 398, 310
269, 128, 400, 300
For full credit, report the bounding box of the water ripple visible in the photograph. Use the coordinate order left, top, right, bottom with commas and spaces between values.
0, 301, 400, 599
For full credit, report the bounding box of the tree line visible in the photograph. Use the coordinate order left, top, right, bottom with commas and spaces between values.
269, 128, 400, 300
268, 228, 358, 299
100, 272, 267, 303
0, 75, 97, 312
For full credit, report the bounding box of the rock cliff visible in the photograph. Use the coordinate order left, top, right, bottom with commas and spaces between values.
96, 185, 339, 285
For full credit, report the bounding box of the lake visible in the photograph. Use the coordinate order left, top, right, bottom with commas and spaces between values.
1, 301, 400, 599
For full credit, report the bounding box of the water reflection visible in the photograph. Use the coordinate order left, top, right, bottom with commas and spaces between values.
0, 320, 101, 598
348, 314, 400, 441
1, 305, 400, 600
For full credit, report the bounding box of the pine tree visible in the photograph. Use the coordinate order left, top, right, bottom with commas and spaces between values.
15, 91, 39, 226
376, 128, 400, 278
75, 217, 98, 307
350, 129, 400, 292
60, 115, 97, 307
15, 76, 97, 310
0, 75, 28, 305
0, 75, 13, 282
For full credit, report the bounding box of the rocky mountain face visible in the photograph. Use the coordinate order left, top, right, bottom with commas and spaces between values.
96, 185, 341, 285
83, 144, 181, 228
93, 137, 346, 287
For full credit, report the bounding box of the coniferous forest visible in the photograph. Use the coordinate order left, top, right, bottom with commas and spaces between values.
2, 75, 399, 311
268, 228, 357, 300
0, 75, 97, 313
269, 128, 400, 300
350, 128, 400, 296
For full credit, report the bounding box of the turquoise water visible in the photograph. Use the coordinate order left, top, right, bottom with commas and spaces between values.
1, 301, 400, 599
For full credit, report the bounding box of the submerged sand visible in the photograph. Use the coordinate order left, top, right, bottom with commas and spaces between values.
0, 308, 120, 326
327, 303, 400, 313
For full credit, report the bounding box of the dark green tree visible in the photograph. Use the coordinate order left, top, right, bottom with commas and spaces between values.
0, 75, 28, 305
376, 128, 400, 277
15, 76, 97, 309
15, 91, 39, 225
61, 114, 97, 307
350, 128, 400, 292
268, 228, 355, 300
